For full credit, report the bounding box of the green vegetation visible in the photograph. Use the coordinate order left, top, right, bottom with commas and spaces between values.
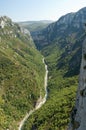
0, 12, 85, 130
23, 41, 79, 130
83, 65, 86, 69
23, 84, 77, 130
0, 18, 45, 130
19, 20, 52, 32
84, 53, 86, 60
22, 9, 86, 128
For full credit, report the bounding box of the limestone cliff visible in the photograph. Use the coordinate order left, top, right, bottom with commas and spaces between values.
68, 38, 86, 130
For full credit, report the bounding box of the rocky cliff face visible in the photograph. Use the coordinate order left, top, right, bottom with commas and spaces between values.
57, 7, 86, 27
0, 16, 31, 37
0, 16, 12, 28
68, 38, 86, 130
31, 7, 86, 50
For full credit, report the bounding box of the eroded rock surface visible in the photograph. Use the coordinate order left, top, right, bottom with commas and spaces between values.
68, 38, 86, 130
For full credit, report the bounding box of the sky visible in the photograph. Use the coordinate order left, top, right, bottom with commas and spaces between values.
0, 0, 86, 22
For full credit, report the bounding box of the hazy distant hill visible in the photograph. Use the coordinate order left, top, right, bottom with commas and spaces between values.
18, 20, 53, 32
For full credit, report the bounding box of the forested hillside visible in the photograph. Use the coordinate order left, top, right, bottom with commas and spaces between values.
0, 16, 45, 130
23, 7, 86, 130
0, 7, 86, 130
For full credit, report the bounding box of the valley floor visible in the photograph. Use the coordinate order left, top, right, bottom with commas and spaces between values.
18, 58, 48, 130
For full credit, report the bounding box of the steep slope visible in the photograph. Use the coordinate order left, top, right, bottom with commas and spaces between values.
0, 16, 45, 130
23, 7, 86, 130
32, 7, 86, 78
33, 7, 86, 49
68, 38, 86, 130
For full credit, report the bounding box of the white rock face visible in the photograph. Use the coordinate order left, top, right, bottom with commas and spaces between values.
68, 38, 86, 130
0, 16, 12, 29
0, 20, 5, 28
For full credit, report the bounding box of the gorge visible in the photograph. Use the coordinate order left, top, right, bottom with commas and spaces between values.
21, 7, 86, 130
0, 6, 86, 130
18, 58, 48, 130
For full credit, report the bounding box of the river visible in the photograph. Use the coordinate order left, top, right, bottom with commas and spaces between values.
18, 58, 48, 130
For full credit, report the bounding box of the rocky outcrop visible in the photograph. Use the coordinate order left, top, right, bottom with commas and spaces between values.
0, 16, 13, 28
68, 38, 86, 130
57, 7, 86, 27
0, 16, 33, 42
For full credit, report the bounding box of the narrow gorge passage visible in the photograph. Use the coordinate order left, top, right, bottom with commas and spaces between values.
18, 58, 48, 130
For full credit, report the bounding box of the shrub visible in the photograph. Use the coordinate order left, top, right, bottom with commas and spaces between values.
84, 54, 86, 60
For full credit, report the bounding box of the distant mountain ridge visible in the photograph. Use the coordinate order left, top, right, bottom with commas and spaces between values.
18, 20, 53, 32
19, 20, 53, 24
32, 7, 86, 49
56, 7, 86, 26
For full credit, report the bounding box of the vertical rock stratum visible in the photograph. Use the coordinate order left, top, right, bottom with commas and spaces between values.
68, 38, 86, 130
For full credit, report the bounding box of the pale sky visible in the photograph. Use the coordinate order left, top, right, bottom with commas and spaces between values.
0, 0, 86, 22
